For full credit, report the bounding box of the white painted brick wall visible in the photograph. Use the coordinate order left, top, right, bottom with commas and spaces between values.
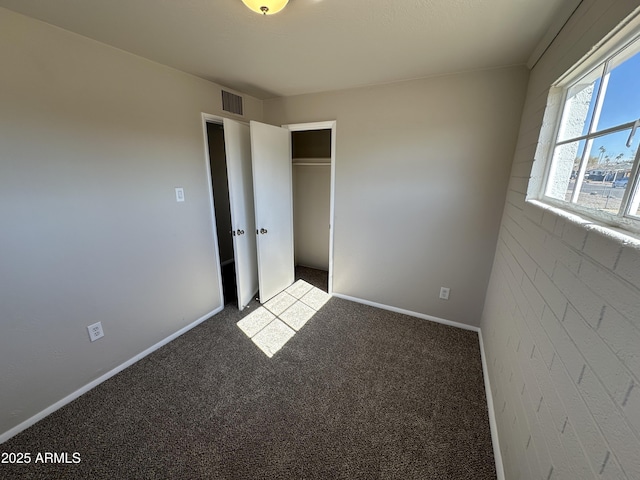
615, 244, 640, 287
481, 2, 640, 479
583, 231, 623, 270
597, 307, 640, 375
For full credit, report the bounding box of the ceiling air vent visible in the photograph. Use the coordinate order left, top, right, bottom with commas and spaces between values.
221, 90, 244, 116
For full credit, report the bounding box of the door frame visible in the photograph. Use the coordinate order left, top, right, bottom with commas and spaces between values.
283, 121, 337, 294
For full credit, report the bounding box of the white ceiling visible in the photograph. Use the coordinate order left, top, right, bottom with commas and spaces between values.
0, 0, 577, 99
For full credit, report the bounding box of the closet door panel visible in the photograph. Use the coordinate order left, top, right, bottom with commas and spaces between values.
223, 118, 258, 310
250, 121, 294, 303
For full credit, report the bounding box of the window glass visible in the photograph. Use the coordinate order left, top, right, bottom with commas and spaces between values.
557, 66, 602, 142
627, 175, 640, 218
545, 140, 586, 201
595, 39, 640, 132
574, 129, 636, 215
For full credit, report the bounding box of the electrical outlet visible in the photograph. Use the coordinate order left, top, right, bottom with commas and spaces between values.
87, 322, 104, 342
439, 287, 450, 300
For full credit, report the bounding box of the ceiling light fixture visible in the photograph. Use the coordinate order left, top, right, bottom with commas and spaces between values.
242, 0, 289, 15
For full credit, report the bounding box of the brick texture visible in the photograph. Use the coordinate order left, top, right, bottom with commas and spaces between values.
481, 2, 640, 479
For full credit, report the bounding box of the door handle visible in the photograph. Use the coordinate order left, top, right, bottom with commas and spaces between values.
260, 228, 268, 234
236, 229, 245, 235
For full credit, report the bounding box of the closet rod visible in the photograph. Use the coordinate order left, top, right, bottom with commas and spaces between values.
293, 162, 331, 166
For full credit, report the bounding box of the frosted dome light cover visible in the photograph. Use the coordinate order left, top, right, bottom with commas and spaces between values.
242, 0, 289, 15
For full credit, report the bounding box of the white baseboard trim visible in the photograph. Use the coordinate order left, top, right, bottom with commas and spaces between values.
0, 306, 223, 444
478, 330, 506, 480
331, 292, 505, 478
331, 292, 480, 332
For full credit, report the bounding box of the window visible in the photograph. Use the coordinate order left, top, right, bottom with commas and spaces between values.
542, 29, 640, 232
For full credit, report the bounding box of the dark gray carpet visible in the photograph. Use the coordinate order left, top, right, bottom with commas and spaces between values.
1, 267, 496, 479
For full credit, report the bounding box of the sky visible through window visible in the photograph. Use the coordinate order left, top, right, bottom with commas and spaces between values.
587, 49, 640, 164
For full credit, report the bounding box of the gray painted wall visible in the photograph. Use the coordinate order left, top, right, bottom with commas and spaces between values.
0, 8, 262, 438
481, 2, 640, 479
265, 67, 529, 326
293, 163, 331, 270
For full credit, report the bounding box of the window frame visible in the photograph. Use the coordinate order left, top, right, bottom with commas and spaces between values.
538, 20, 640, 235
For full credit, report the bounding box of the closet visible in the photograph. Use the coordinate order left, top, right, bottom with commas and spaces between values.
292, 129, 331, 277
205, 117, 335, 309
249, 121, 335, 301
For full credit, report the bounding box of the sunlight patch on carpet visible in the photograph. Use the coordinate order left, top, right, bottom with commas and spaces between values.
237, 280, 330, 357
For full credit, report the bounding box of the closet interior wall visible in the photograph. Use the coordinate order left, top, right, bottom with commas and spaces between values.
291, 130, 331, 271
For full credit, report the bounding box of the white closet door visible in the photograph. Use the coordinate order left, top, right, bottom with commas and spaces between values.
223, 118, 258, 310
249, 120, 294, 303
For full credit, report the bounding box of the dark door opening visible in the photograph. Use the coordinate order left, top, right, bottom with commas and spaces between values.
207, 122, 238, 306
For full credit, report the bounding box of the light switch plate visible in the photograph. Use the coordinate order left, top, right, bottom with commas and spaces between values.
175, 187, 185, 202
439, 287, 450, 300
